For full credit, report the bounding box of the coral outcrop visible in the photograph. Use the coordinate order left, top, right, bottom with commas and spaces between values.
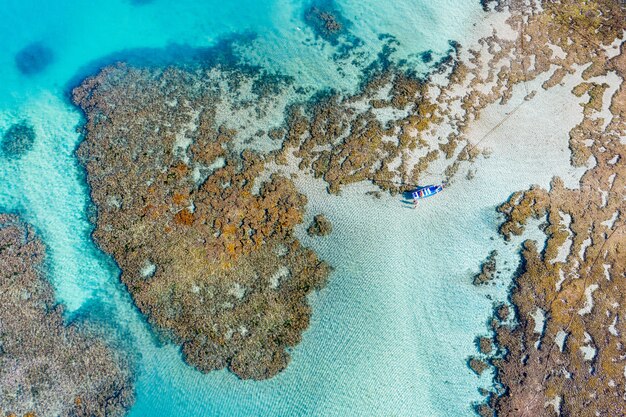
305, 5, 342, 38
304, 0, 349, 44
469, 357, 489, 376
1, 121, 35, 159
307, 214, 333, 237
0, 214, 134, 417
473, 250, 498, 286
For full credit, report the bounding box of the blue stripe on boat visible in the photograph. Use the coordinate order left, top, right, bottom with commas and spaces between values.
408, 184, 444, 200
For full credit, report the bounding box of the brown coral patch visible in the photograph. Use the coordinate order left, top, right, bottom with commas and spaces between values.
471, 2, 626, 414
72, 64, 330, 380
307, 214, 333, 237
0, 215, 134, 416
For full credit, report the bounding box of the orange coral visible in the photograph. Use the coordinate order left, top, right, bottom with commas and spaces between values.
173, 208, 194, 226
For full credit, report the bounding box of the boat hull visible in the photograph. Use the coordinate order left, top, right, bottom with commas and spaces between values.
407, 184, 443, 200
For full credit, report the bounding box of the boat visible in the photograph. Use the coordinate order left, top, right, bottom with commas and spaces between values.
405, 183, 445, 206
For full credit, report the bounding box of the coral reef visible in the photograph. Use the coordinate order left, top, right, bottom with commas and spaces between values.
473, 250, 498, 285
491, 115, 626, 414
0, 214, 134, 417
307, 214, 333, 237
73, 64, 330, 380
477, 336, 493, 355
304, 0, 347, 43
302, 0, 363, 58
280, 0, 623, 198
469, 357, 489, 376
278, 72, 445, 194
1, 121, 35, 158
470, 1, 626, 415
68, 0, 626, 400
14, 42, 53, 76
71, 50, 493, 379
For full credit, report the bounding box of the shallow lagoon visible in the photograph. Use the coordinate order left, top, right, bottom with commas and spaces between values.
0, 0, 580, 415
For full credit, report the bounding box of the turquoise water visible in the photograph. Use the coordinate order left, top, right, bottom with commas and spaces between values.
0, 0, 544, 416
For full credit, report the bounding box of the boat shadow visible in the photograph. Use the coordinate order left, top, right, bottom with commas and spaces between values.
400, 197, 416, 209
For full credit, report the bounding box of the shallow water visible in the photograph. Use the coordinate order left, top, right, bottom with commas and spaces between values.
0, 0, 580, 416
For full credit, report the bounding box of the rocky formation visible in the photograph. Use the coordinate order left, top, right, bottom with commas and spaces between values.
0, 214, 134, 417
307, 214, 333, 237
73, 65, 330, 380
1, 121, 35, 158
